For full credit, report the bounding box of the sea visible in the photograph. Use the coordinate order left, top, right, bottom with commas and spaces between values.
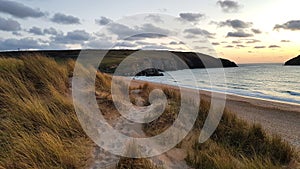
134, 64, 300, 105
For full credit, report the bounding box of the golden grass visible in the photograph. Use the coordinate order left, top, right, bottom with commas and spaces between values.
0, 55, 93, 169
0, 55, 298, 169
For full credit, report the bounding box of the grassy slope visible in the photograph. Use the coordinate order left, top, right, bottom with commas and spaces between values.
0, 56, 93, 169
0, 55, 298, 168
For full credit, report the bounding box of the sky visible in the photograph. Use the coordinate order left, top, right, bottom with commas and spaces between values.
0, 0, 299, 63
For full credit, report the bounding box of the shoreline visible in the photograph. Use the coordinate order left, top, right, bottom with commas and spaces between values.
129, 78, 300, 150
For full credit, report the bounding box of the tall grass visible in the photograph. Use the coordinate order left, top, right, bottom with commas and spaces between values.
0, 55, 298, 169
0, 55, 92, 169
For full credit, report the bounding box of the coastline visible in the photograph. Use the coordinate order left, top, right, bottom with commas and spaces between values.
130, 78, 300, 150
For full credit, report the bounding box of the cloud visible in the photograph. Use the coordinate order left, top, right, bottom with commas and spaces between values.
169, 41, 184, 45
0, 16, 21, 31
217, 0, 241, 13
95, 16, 112, 25
51, 13, 80, 24
106, 22, 171, 39
274, 20, 300, 31
269, 45, 280, 48
212, 42, 220, 46
184, 28, 215, 38
28, 26, 43, 35
254, 46, 265, 49
245, 39, 261, 43
224, 45, 234, 48
216, 19, 252, 29
281, 40, 290, 43
12, 31, 22, 36
179, 12, 205, 22
115, 41, 137, 48
145, 14, 163, 23
236, 44, 246, 48
232, 40, 241, 44
43, 27, 60, 36
251, 28, 262, 34
226, 31, 253, 37
125, 33, 167, 41
0, 0, 45, 18
53, 30, 90, 44
0, 37, 47, 50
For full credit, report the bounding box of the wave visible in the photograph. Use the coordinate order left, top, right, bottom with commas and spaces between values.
283, 91, 300, 96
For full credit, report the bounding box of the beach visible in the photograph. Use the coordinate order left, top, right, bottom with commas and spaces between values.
130, 78, 300, 151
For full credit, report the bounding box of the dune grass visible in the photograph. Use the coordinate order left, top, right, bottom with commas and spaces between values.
142, 86, 297, 168
0, 55, 93, 169
0, 55, 298, 169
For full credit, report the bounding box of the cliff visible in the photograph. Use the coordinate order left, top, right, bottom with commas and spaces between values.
0, 49, 238, 75
285, 55, 300, 65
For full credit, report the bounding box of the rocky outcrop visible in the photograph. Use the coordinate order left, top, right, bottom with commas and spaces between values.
136, 68, 164, 76
220, 58, 238, 67
285, 55, 300, 65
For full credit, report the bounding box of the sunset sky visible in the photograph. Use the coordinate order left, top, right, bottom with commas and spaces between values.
0, 0, 299, 63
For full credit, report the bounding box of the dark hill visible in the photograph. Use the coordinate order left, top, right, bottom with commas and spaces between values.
0, 49, 238, 75
285, 55, 300, 65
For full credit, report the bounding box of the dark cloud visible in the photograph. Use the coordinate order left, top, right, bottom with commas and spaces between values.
274, 20, 300, 31
53, 30, 90, 44
224, 45, 234, 48
95, 16, 112, 25
216, 19, 252, 29
169, 41, 184, 45
28, 27, 61, 36
269, 45, 280, 48
106, 23, 170, 39
139, 23, 170, 35
226, 31, 253, 37
212, 42, 220, 46
232, 40, 241, 44
12, 31, 22, 36
245, 39, 261, 43
28, 26, 43, 35
115, 42, 137, 48
281, 40, 290, 43
51, 13, 80, 24
254, 46, 265, 49
217, 0, 241, 13
179, 12, 205, 22
125, 33, 167, 41
251, 28, 262, 34
184, 28, 215, 38
145, 14, 163, 23
236, 44, 246, 48
0, 16, 21, 31
0, 0, 45, 18
0, 37, 46, 50
43, 27, 60, 36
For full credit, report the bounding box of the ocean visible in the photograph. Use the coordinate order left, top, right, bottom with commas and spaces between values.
134, 64, 300, 105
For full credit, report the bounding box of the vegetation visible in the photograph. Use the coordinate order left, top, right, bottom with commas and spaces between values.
0, 56, 93, 168
0, 55, 298, 168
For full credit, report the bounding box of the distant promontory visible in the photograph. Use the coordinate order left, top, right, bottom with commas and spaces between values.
0, 49, 238, 76
285, 55, 300, 65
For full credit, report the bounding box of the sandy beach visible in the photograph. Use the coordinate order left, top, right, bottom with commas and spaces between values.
129, 79, 300, 151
